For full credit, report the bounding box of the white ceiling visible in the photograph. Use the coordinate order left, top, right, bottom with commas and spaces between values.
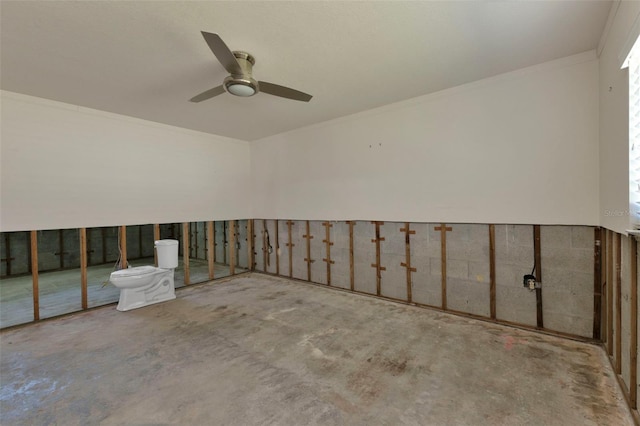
1, 1, 611, 141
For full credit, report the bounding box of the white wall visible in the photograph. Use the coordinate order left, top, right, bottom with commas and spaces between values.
251, 52, 600, 225
0, 91, 251, 232
599, 1, 640, 234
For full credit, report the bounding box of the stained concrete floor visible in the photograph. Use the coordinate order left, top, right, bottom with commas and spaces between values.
0, 274, 633, 425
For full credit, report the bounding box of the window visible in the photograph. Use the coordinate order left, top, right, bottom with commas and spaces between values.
628, 36, 640, 228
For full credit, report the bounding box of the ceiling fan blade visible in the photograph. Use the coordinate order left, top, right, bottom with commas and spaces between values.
201, 32, 242, 75
258, 81, 312, 102
189, 85, 225, 103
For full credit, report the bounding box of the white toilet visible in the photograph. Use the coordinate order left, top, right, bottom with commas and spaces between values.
109, 239, 179, 311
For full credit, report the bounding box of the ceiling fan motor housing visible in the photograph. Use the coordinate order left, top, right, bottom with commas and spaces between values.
224, 51, 259, 96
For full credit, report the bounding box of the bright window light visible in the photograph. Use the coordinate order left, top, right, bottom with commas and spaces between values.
628, 36, 640, 228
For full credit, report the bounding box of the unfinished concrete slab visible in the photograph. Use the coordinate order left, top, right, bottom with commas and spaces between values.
1, 274, 632, 425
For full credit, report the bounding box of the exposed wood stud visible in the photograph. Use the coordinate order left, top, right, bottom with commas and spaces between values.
593, 227, 602, 340
434, 223, 452, 310
608, 230, 614, 356
80, 228, 88, 310
229, 220, 236, 275
630, 237, 638, 409
286, 220, 294, 278
1, 233, 15, 276
119, 226, 127, 269
222, 221, 228, 265
138, 225, 144, 259
347, 221, 355, 291
370, 221, 386, 296
247, 220, 254, 272
615, 232, 622, 374
489, 224, 496, 320
602, 229, 608, 346
153, 224, 160, 266
322, 222, 334, 286
400, 223, 416, 303
27, 231, 33, 275
212, 222, 217, 266
101, 227, 107, 264
85, 230, 94, 267
207, 221, 215, 279
183, 223, 190, 285
262, 219, 268, 272
56, 229, 65, 269
275, 220, 280, 275
30, 231, 39, 321
303, 220, 315, 281
533, 225, 543, 329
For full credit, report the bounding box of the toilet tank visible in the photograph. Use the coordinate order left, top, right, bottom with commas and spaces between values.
155, 239, 179, 269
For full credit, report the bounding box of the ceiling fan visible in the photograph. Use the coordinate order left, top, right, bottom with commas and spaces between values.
190, 32, 312, 103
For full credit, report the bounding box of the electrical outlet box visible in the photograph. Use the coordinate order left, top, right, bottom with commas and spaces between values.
523, 274, 541, 290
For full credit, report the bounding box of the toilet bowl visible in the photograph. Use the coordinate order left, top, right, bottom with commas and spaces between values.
109, 239, 179, 311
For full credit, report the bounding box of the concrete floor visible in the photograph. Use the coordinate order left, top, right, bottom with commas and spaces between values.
0, 274, 633, 425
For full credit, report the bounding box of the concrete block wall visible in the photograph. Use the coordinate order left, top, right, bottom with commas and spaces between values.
263, 220, 278, 275
540, 226, 595, 337
290, 221, 307, 281
330, 221, 351, 290
253, 220, 265, 272
410, 223, 442, 308
37, 230, 63, 271
258, 220, 604, 341
379, 222, 408, 301
125, 226, 141, 260
446, 224, 490, 317
309, 221, 327, 285
0, 231, 30, 276
61, 229, 80, 269
187, 222, 207, 261
277, 220, 288, 277
494, 225, 537, 327
214, 221, 227, 264
126, 225, 156, 261
88, 227, 120, 265
353, 221, 377, 295
237, 220, 249, 269
160, 223, 183, 255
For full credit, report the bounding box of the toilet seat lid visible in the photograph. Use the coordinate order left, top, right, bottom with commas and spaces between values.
110, 265, 158, 278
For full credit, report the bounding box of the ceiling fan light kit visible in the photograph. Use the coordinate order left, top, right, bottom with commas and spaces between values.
190, 32, 312, 103
226, 83, 256, 97
223, 51, 258, 97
